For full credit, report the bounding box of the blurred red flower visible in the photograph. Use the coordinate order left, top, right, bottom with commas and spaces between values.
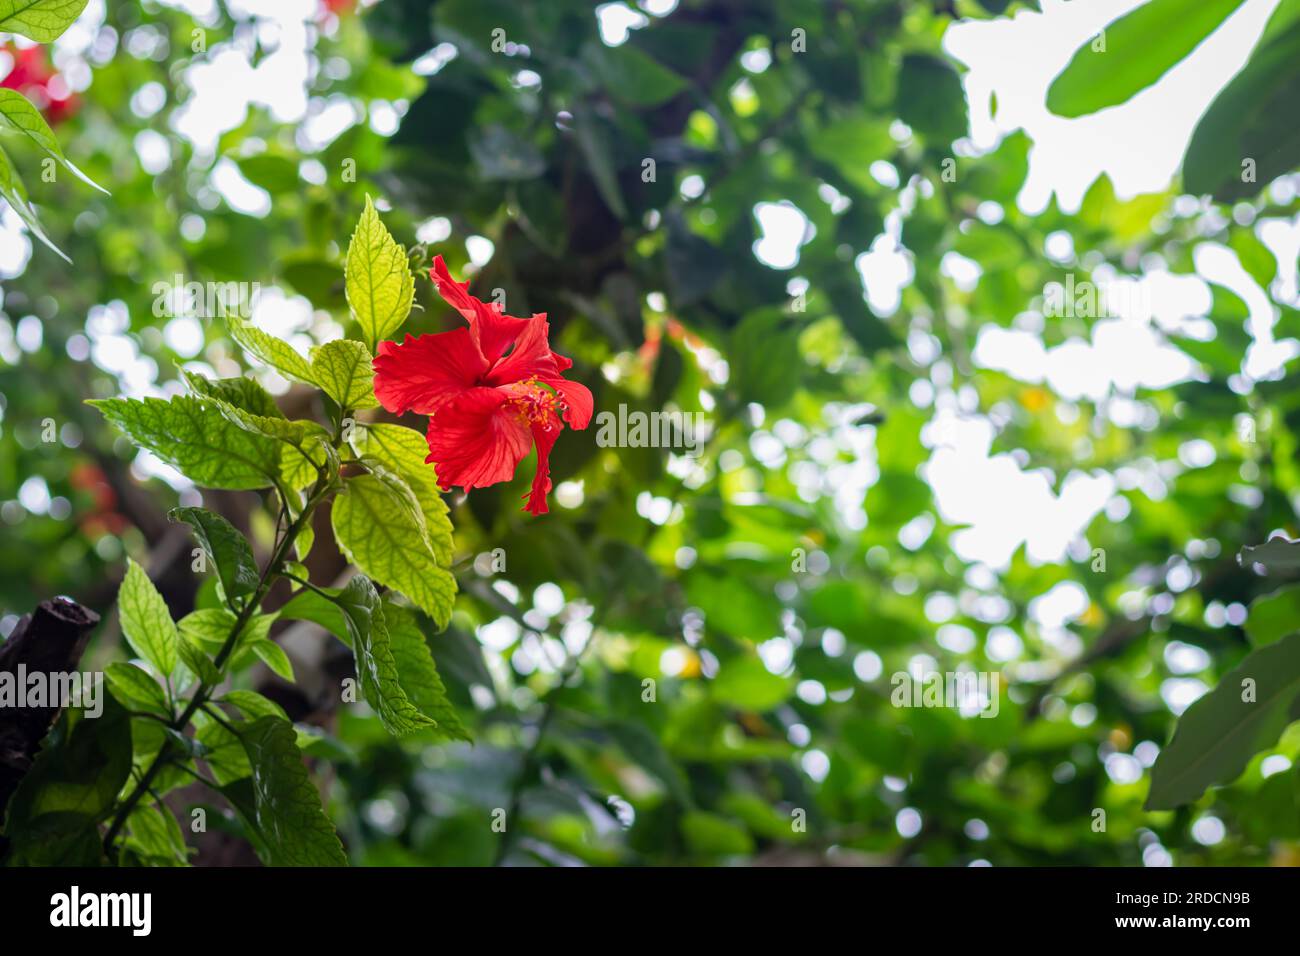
0, 44, 79, 125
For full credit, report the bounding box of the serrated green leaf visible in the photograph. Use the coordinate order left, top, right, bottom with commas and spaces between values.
228, 318, 317, 384
90, 395, 282, 490
384, 601, 471, 741
118, 558, 180, 679
181, 369, 282, 418
332, 577, 436, 736
354, 423, 454, 564
0, 88, 106, 192
105, 662, 170, 717
1047, 0, 1246, 118
331, 474, 457, 629
309, 338, 379, 410
0, 0, 89, 42
345, 196, 414, 352
239, 716, 348, 866
1146, 632, 1300, 810
280, 430, 331, 491
181, 370, 307, 444
169, 506, 260, 603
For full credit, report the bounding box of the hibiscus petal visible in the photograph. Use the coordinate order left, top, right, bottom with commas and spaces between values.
523, 410, 564, 516
483, 312, 560, 386
430, 255, 529, 365
373, 328, 488, 416
540, 374, 593, 430
425, 387, 533, 491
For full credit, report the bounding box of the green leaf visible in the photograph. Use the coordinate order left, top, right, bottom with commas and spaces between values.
124, 804, 189, 866
294, 726, 356, 763
895, 54, 967, 145
681, 810, 754, 856
105, 662, 170, 717
1146, 632, 1300, 809
194, 714, 250, 785
345, 195, 414, 352
118, 558, 180, 679
2, 813, 103, 865
169, 507, 260, 603
3, 693, 131, 837
384, 601, 471, 741
710, 655, 793, 711
181, 370, 282, 419
178, 607, 271, 653
331, 577, 437, 736
278, 587, 352, 643
222, 689, 290, 722
0, 141, 67, 261
228, 318, 317, 384
239, 716, 348, 866
309, 338, 380, 410
249, 639, 296, 682
583, 42, 687, 107
0, 88, 106, 192
127, 719, 191, 797
331, 473, 457, 629
236, 153, 301, 193
90, 395, 282, 490
177, 637, 221, 688
808, 117, 895, 192
181, 370, 307, 444
177, 609, 275, 689
731, 311, 801, 407
1182, 11, 1300, 201
1047, 0, 1246, 117
353, 423, 454, 563
1239, 535, 1300, 573
1244, 586, 1300, 647
0, 0, 90, 42
281, 430, 331, 491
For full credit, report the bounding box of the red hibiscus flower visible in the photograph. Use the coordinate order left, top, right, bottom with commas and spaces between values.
372, 256, 593, 515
